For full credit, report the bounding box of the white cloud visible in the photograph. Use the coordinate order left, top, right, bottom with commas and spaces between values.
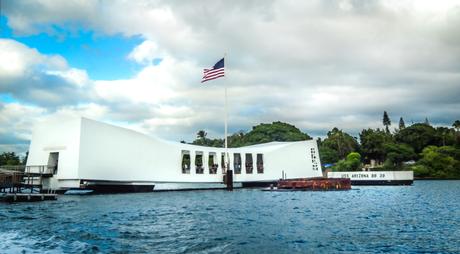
128, 40, 166, 65
1, 0, 460, 151
0, 39, 66, 83
46, 68, 90, 87
95, 56, 197, 104
49, 103, 109, 121
3, 0, 98, 36
0, 102, 46, 144
0, 40, 41, 79
0, 39, 93, 107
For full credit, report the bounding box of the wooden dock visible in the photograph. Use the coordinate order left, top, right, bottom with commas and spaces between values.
0, 166, 58, 202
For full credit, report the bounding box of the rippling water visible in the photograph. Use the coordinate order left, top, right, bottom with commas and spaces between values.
1, 181, 459, 253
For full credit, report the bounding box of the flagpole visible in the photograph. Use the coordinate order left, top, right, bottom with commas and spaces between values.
224, 53, 228, 173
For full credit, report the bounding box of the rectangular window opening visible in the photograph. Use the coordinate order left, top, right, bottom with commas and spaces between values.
245, 153, 253, 174
257, 154, 264, 174
208, 152, 217, 174
195, 152, 204, 174
221, 153, 228, 173
181, 150, 191, 174
233, 153, 241, 174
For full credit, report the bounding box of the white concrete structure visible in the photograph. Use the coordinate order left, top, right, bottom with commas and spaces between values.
26, 117, 322, 192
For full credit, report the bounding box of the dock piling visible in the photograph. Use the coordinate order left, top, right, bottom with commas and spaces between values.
226, 169, 233, 191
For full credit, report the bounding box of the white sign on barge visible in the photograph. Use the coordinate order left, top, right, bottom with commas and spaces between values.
327, 171, 414, 185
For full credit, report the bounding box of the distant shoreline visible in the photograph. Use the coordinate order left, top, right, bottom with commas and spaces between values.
415, 177, 460, 180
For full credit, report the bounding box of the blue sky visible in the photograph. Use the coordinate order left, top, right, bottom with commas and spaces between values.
1, 16, 143, 80
1, 0, 459, 155
0, 93, 15, 103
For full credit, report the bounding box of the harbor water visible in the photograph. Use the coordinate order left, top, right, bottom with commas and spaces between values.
1, 180, 459, 253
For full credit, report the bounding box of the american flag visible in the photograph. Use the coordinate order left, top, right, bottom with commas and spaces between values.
202, 58, 225, 83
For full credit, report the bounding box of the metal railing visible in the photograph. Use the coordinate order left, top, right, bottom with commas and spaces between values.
0, 165, 55, 175
1, 165, 55, 193
25, 165, 56, 175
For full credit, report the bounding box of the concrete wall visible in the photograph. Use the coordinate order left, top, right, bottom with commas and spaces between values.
26, 117, 82, 180
262, 141, 323, 181
78, 118, 178, 182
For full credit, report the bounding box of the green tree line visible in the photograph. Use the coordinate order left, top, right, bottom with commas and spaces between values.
191, 115, 460, 179
321, 115, 460, 178
191, 121, 311, 148
0, 152, 26, 166
322, 115, 460, 178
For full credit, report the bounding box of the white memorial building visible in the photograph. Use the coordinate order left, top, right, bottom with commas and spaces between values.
26, 117, 322, 192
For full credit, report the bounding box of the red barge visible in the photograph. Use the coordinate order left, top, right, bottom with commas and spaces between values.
264, 177, 351, 191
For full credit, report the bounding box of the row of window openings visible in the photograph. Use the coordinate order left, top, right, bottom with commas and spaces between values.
181, 152, 264, 175
310, 148, 319, 171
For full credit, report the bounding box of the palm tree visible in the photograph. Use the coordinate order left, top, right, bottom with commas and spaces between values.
383, 111, 391, 133
399, 117, 405, 130
196, 130, 207, 139
453, 120, 460, 132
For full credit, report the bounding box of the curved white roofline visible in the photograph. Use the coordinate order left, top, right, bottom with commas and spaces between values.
26, 116, 323, 191
80, 117, 311, 152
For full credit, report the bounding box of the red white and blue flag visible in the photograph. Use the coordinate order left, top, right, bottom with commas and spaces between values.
202, 58, 225, 83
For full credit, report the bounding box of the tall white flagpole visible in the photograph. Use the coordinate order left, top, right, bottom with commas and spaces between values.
224, 53, 229, 172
